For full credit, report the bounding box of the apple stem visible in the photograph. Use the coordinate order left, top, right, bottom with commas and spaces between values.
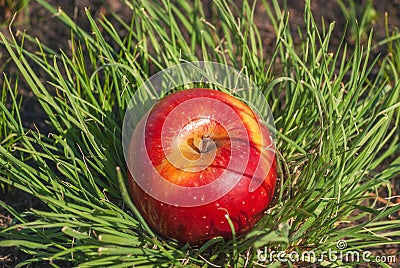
200, 135, 213, 153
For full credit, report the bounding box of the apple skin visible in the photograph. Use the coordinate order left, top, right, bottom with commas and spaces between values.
127, 88, 276, 245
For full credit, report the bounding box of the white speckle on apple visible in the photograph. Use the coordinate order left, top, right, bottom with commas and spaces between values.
202, 215, 207, 219
242, 201, 246, 205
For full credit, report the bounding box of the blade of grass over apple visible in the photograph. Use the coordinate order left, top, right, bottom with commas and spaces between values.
0, 0, 399, 266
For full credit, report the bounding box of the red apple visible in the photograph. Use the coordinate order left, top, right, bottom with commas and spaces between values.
127, 88, 276, 245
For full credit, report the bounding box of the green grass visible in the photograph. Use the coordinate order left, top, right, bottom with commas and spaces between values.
0, 0, 30, 27
1, 0, 400, 267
